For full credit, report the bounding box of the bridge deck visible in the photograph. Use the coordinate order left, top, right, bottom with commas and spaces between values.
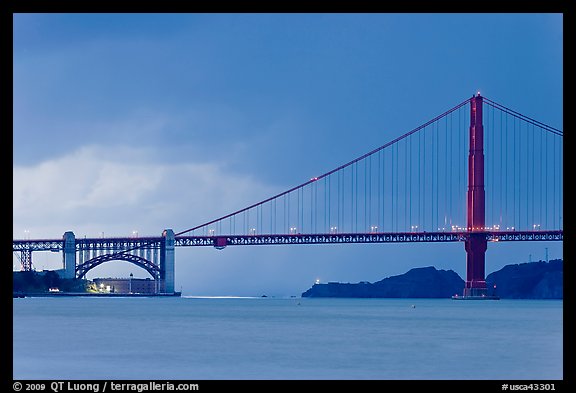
175, 230, 563, 248
13, 230, 562, 251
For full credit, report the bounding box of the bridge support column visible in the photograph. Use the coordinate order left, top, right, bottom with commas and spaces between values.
20, 249, 33, 271
464, 234, 487, 296
160, 229, 175, 294
455, 93, 497, 300
63, 231, 76, 279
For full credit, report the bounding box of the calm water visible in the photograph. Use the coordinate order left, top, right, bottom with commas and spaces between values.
13, 297, 562, 380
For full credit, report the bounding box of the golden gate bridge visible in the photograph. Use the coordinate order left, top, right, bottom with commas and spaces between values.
13, 93, 563, 298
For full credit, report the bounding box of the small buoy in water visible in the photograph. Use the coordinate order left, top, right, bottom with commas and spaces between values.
297, 302, 301, 306
411, 304, 416, 308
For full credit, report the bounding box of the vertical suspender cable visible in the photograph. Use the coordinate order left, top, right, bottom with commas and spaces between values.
378, 150, 381, 231
553, 134, 557, 228
301, 186, 304, 232
423, 125, 427, 231
445, 114, 448, 229
515, 116, 519, 229
519, 120, 523, 230
287, 191, 290, 233
395, 143, 399, 232
338, 169, 344, 228
526, 123, 530, 229
449, 111, 452, 227
430, 123, 434, 230
545, 128, 548, 228
364, 158, 368, 231
309, 185, 312, 234
405, 137, 408, 230
351, 163, 355, 232
418, 125, 421, 228
435, 120, 438, 229
539, 127, 542, 228
368, 157, 371, 230
338, 169, 341, 231
458, 109, 462, 228
433, 121, 437, 230
499, 109, 503, 228
504, 113, 508, 229
392, 146, 395, 232
531, 123, 534, 229
355, 162, 358, 232
409, 132, 412, 230
382, 150, 386, 231
328, 176, 331, 232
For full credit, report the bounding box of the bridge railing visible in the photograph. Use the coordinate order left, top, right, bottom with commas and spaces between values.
173, 230, 563, 248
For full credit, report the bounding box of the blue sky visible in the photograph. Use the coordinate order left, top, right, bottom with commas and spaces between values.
13, 13, 563, 296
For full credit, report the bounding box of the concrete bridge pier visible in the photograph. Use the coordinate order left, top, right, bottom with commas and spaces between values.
161, 229, 175, 293
63, 231, 76, 279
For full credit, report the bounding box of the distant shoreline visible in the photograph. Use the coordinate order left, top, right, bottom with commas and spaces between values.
13, 291, 181, 298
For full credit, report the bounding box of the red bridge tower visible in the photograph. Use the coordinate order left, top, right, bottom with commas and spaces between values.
458, 93, 498, 299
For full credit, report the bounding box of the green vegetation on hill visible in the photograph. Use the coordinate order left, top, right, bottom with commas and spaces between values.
302, 266, 463, 298
302, 259, 563, 299
13, 271, 89, 293
486, 259, 562, 299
